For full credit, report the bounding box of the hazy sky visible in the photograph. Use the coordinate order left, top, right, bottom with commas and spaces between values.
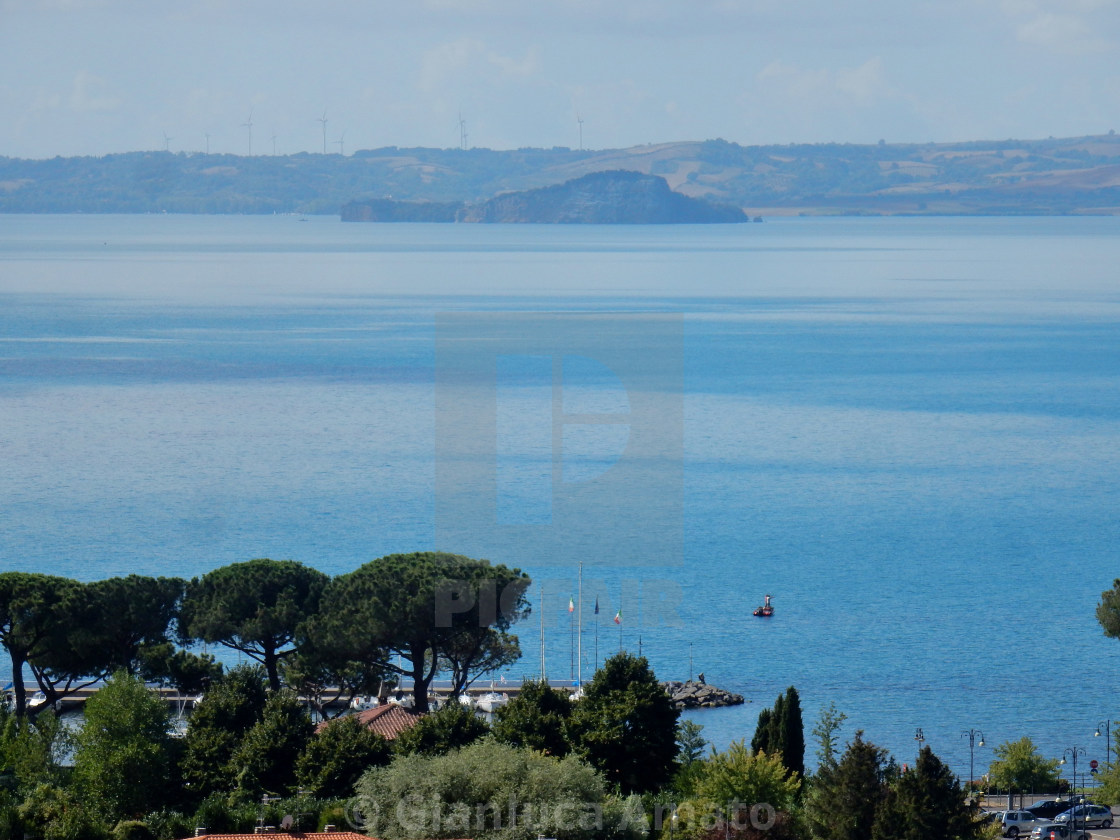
2, 0, 1119, 159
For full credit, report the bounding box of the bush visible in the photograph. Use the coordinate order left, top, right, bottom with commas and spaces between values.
112, 822, 155, 840
297, 716, 392, 798
138, 811, 192, 840
358, 739, 612, 840
393, 702, 489, 757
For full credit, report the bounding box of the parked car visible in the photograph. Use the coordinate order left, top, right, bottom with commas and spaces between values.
993, 810, 1051, 838
1029, 823, 1089, 840
1054, 804, 1113, 829
1025, 801, 1078, 820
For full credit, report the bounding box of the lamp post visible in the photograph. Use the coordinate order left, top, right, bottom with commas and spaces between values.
914, 727, 925, 761
1096, 719, 1111, 770
1061, 747, 1086, 833
960, 728, 986, 794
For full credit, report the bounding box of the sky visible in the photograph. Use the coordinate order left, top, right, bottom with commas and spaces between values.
1, 0, 1119, 159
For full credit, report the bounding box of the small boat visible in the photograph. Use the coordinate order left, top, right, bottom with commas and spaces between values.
388, 692, 414, 709
458, 693, 476, 708
475, 692, 509, 713
752, 594, 774, 617
350, 695, 379, 711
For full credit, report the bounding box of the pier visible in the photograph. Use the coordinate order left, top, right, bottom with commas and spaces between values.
16, 677, 744, 713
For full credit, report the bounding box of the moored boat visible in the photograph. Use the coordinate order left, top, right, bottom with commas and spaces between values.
752, 594, 774, 617
475, 691, 509, 713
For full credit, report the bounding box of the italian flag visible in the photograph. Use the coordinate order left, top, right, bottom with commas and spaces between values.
568, 596, 574, 613
614, 609, 622, 625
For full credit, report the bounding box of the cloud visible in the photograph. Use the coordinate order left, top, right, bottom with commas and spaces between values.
758, 57, 891, 107
68, 70, 120, 113
419, 38, 540, 92
997, 0, 1117, 53
1015, 11, 1106, 52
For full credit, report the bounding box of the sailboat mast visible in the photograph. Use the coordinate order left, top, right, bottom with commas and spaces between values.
577, 561, 583, 686
539, 583, 546, 682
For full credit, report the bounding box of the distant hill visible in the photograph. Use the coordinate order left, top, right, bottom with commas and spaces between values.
3, 133, 1120, 215
341, 170, 747, 223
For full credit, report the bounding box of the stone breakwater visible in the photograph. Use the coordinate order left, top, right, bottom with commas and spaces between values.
662, 680, 746, 709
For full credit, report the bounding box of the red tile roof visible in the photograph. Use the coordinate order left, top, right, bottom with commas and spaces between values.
187, 833, 367, 840
314, 703, 421, 741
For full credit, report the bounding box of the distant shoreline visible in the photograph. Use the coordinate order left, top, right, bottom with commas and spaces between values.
3, 133, 1119, 216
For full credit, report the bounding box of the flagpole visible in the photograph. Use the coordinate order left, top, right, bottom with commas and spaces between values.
594, 597, 599, 670
539, 583, 546, 683
577, 561, 583, 687
569, 594, 574, 681
617, 587, 623, 654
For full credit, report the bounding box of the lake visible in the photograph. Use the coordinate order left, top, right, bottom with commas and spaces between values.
1, 213, 1118, 785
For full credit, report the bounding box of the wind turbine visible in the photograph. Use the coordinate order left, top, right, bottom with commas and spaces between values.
271, 131, 277, 156
241, 109, 254, 156
204, 132, 211, 155
162, 132, 172, 152
335, 129, 347, 156
458, 112, 468, 150
317, 110, 328, 154
577, 114, 584, 151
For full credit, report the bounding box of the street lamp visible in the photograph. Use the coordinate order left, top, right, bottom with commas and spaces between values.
914, 727, 925, 757
961, 728, 986, 794
1095, 720, 1111, 769
1060, 747, 1086, 833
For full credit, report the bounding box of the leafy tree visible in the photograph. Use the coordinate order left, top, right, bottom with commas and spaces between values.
296, 715, 392, 798
806, 731, 894, 840
393, 701, 489, 757
812, 702, 848, 771
491, 678, 572, 757
17, 782, 107, 840
692, 739, 800, 813
872, 746, 983, 840
307, 552, 530, 712
180, 559, 329, 691
677, 720, 708, 767
1096, 579, 1120, 640
231, 690, 314, 798
0, 573, 82, 716
137, 642, 223, 695
749, 687, 803, 781
79, 576, 185, 675
780, 687, 805, 780
0, 705, 69, 792
751, 708, 772, 755
1090, 734, 1120, 806
567, 652, 680, 794
987, 737, 1060, 797
72, 670, 174, 823
180, 665, 269, 799
357, 738, 631, 840
672, 720, 709, 796
692, 811, 804, 840
281, 635, 391, 722
113, 822, 156, 840
440, 627, 521, 697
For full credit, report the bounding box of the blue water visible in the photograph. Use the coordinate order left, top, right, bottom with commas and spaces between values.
1, 214, 1119, 786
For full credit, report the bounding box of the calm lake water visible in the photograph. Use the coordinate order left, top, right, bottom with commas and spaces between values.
1, 213, 1119, 784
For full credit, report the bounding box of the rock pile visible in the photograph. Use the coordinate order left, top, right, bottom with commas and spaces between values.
662, 680, 745, 710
